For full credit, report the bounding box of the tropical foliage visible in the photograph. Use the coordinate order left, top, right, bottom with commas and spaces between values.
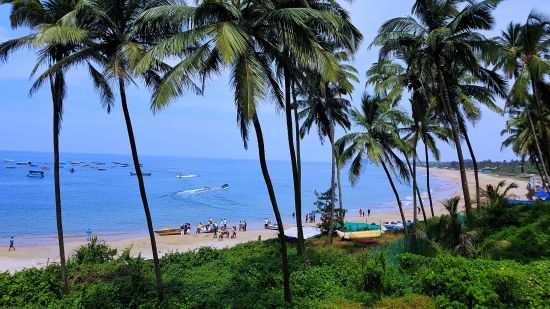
1, 0, 550, 307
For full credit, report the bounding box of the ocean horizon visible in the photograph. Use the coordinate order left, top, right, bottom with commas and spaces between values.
0, 150, 459, 245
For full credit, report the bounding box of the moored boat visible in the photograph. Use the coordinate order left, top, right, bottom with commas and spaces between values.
27, 170, 45, 178
130, 172, 151, 176
336, 230, 382, 240
154, 228, 182, 236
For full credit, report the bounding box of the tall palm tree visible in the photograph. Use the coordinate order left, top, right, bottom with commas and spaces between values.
495, 15, 550, 186
0, 0, 93, 293
133, 0, 296, 302
268, 0, 362, 257
337, 94, 411, 233
373, 0, 503, 220
33, 0, 171, 299
297, 50, 357, 244
299, 78, 352, 244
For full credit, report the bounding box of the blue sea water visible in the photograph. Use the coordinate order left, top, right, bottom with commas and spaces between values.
0, 150, 459, 244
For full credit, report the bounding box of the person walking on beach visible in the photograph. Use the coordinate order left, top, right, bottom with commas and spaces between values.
264, 218, 269, 229
231, 226, 237, 238
213, 224, 218, 238
292, 212, 295, 219
359, 209, 363, 217
306, 213, 309, 223
8, 237, 15, 251
367, 209, 371, 217
243, 220, 247, 231
223, 219, 227, 230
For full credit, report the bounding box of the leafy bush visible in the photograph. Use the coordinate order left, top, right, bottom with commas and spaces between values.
398, 253, 550, 308
69, 237, 117, 266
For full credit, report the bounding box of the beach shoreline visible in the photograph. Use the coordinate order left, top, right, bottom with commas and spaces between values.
0, 167, 529, 272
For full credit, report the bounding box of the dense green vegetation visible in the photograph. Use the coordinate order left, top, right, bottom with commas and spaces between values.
1, 200, 548, 308
1, 0, 549, 306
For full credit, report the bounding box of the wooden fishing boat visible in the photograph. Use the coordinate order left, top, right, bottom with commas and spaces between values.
154, 228, 182, 236
336, 230, 382, 240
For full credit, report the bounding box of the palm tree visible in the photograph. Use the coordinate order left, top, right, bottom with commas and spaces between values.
482, 180, 519, 206
0, 0, 91, 293
495, 15, 550, 187
299, 78, 352, 244
133, 0, 297, 302
245, 0, 361, 256
33, 0, 171, 300
337, 94, 411, 233
501, 98, 550, 191
373, 0, 503, 220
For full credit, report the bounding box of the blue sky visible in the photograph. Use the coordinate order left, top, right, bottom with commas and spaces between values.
0, 0, 547, 163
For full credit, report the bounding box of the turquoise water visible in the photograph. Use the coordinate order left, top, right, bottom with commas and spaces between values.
0, 150, 459, 244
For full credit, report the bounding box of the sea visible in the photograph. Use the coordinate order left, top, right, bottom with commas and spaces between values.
0, 150, 459, 245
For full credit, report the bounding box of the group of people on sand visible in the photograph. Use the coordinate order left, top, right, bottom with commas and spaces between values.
305, 212, 316, 223
358, 208, 371, 217
180, 218, 245, 241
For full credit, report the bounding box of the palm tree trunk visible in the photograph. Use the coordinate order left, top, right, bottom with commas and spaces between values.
326, 130, 337, 245
292, 81, 301, 176
525, 106, 550, 191
438, 69, 472, 219
405, 155, 427, 222
380, 162, 408, 233
530, 77, 550, 170
412, 144, 418, 252
50, 73, 68, 294
252, 114, 291, 304
424, 143, 434, 217
118, 78, 163, 301
283, 70, 307, 264
462, 127, 481, 211
337, 163, 344, 214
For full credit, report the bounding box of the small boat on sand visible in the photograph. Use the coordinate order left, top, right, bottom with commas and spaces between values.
336, 230, 382, 240
154, 228, 182, 236
130, 172, 151, 176
265, 224, 279, 230
27, 170, 45, 178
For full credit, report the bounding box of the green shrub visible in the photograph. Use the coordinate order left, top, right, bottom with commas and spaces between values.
0, 265, 62, 308
69, 237, 117, 266
398, 253, 550, 307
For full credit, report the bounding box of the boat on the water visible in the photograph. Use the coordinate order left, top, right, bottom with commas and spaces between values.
42, 167, 50, 170
70, 168, 75, 173
221, 184, 229, 189
154, 228, 182, 236
97, 168, 107, 171
5, 166, 15, 169
130, 172, 151, 176
3, 159, 14, 162
336, 230, 382, 240
27, 170, 45, 178
16, 161, 31, 165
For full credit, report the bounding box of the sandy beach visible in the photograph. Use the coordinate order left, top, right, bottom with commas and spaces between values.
0, 167, 530, 273
346, 167, 530, 225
